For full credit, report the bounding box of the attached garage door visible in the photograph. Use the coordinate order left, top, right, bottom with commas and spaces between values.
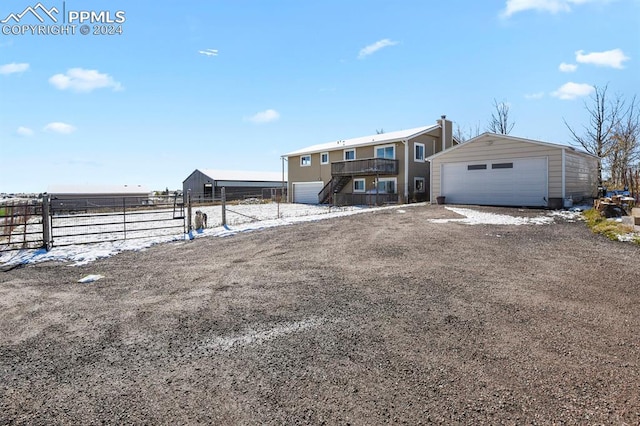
441, 157, 548, 207
293, 182, 324, 204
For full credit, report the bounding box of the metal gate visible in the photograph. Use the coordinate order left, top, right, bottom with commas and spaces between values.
0, 200, 44, 252
49, 195, 186, 247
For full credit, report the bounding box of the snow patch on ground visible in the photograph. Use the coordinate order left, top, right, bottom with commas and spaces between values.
198, 317, 326, 352
618, 233, 638, 242
429, 207, 556, 226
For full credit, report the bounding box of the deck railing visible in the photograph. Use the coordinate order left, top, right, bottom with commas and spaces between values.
331, 158, 399, 177
333, 192, 399, 206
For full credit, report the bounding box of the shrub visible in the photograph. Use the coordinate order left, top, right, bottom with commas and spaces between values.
583, 208, 637, 243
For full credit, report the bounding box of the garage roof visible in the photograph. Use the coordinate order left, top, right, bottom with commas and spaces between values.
427, 132, 598, 160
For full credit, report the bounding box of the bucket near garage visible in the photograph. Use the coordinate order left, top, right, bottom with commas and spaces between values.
563, 197, 573, 208
436, 196, 446, 205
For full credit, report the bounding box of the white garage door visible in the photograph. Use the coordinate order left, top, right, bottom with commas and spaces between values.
293, 182, 324, 204
442, 157, 548, 207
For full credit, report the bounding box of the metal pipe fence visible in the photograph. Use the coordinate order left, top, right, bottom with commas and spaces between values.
1, 187, 355, 254
0, 200, 44, 251
49, 195, 186, 247
0, 195, 186, 252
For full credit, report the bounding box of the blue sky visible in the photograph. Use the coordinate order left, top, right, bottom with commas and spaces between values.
1, 0, 638, 193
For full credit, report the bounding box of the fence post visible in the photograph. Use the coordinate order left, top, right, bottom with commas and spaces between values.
187, 190, 192, 231
42, 194, 52, 251
221, 187, 226, 226
123, 197, 127, 240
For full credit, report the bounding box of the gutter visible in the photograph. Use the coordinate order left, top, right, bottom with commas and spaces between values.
402, 139, 409, 202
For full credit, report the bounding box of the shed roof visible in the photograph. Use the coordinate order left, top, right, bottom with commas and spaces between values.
427, 132, 598, 161
196, 169, 284, 182
47, 184, 151, 195
283, 124, 440, 157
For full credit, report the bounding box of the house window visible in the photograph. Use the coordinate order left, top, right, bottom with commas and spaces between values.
376, 178, 396, 193
344, 149, 355, 161
375, 145, 395, 159
467, 164, 487, 170
414, 177, 425, 193
321, 152, 329, 165
415, 143, 425, 162
300, 155, 311, 167
492, 162, 513, 169
353, 179, 366, 193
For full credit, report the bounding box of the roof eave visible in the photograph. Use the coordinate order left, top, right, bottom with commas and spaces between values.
427, 132, 599, 161
283, 124, 440, 157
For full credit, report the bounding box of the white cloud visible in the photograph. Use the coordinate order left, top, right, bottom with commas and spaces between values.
246, 109, 280, 124
358, 39, 398, 59
49, 68, 123, 93
551, 82, 594, 100
525, 92, 545, 99
0, 62, 29, 75
16, 126, 34, 136
198, 49, 218, 56
575, 48, 629, 69
44, 122, 77, 134
559, 62, 578, 72
501, 0, 603, 18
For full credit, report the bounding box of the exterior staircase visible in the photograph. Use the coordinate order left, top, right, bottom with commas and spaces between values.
318, 176, 351, 204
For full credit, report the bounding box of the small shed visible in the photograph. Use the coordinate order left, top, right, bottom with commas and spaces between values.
47, 184, 151, 211
428, 133, 599, 208
183, 169, 286, 202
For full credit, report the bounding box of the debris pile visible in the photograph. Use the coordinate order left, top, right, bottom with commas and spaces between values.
594, 192, 636, 219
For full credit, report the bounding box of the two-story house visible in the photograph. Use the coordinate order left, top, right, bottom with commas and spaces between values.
283, 116, 456, 205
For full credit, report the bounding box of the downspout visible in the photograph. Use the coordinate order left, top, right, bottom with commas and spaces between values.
441, 115, 447, 152
402, 140, 409, 203
428, 158, 434, 204
281, 156, 289, 203
561, 149, 566, 201
281, 156, 286, 203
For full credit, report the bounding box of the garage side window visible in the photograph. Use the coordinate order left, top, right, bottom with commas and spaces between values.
300, 155, 311, 167
492, 163, 513, 169
467, 164, 487, 170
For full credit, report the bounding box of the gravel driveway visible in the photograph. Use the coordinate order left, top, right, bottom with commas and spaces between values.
1, 204, 639, 424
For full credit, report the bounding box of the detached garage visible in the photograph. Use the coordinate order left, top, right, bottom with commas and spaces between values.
428, 133, 598, 208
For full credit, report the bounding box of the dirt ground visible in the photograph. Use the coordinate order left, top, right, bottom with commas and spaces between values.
1, 204, 639, 425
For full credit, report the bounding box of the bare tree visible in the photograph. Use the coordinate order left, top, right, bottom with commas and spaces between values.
564, 84, 624, 184
487, 99, 515, 134
454, 122, 482, 142
454, 124, 467, 142
606, 95, 639, 188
